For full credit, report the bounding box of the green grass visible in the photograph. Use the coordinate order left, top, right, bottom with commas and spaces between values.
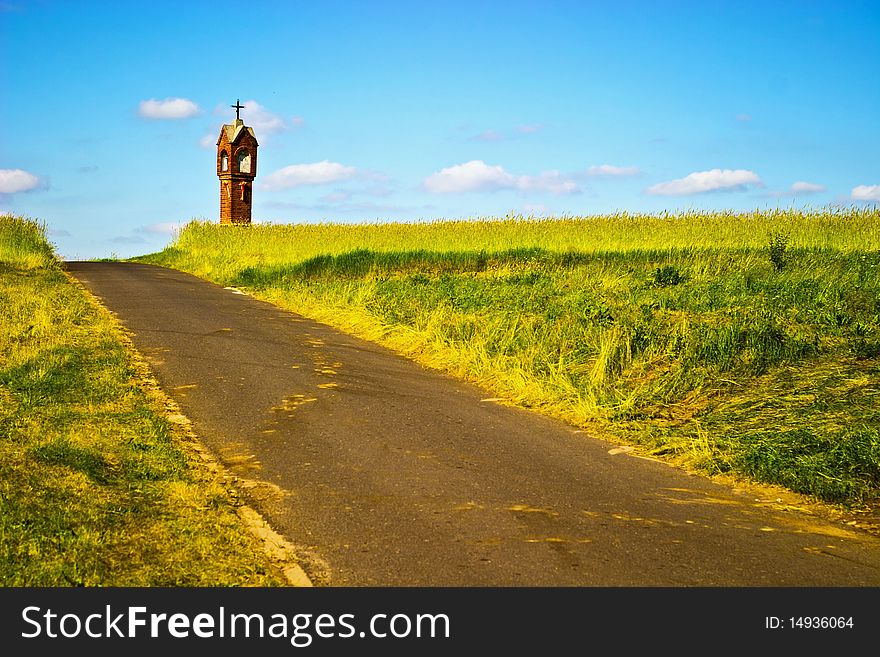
0, 214, 287, 585
148, 206, 880, 281
137, 207, 880, 508
0, 214, 55, 269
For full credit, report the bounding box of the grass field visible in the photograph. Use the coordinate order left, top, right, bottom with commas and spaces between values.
0, 214, 287, 585
138, 207, 880, 510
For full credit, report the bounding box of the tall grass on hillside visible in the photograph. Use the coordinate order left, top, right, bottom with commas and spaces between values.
0, 214, 55, 269
146, 206, 880, 281
137, 207, 880, 507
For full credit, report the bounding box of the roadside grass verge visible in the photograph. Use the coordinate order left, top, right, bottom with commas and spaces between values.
0, 214, 55, 269
136, 208, 880, 510
1, 214, 287, 585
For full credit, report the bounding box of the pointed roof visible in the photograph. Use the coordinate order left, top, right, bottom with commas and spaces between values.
216, 119, 258, 146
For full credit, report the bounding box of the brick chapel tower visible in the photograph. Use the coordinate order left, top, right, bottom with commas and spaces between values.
217, 99, 258, 224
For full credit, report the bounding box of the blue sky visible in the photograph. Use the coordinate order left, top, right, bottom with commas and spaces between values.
1, 0, 878, 259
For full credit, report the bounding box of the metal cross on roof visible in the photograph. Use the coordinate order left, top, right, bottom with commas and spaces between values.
231, 99, 244, 121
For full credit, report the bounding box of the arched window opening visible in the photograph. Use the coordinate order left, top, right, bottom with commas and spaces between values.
220, 150, 229, 172
236, 149, 251, 174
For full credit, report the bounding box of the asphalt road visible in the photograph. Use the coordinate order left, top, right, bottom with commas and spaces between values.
67, 261, 880, 585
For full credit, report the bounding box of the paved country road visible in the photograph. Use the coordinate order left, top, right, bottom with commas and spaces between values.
66, 262, 880, 586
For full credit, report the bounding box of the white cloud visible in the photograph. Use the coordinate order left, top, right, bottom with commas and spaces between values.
852, 184, 880, 201
515, 124, 543, 134
424, 160, 515, 193
423, 160, 579, 195
517, 170, 579, 195
213, 100, 298, 135
790, 181, 825, 194
736, 114, 752, 122
199, 101, 304, 148
647, 168, 761, 196
585, 164, 641, 177
766, 181, 827, 198
138, 97, 200, 119
0, 168, 41, 193
241, 100, 286, 134
262, 161, 358, 190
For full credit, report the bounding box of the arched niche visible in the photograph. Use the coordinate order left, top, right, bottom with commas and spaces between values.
236, 149, 251, 174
